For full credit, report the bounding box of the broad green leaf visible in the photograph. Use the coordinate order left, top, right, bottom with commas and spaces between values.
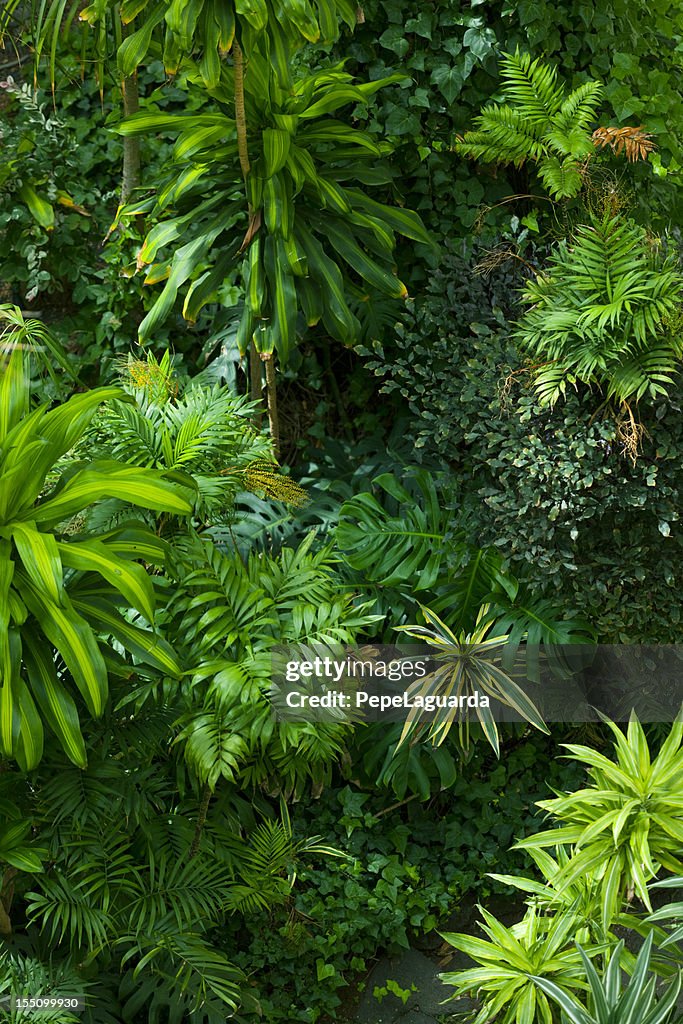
57, 538, 156, 621
20, 579, 107, 717
73, 597, 182, 677
10, 522, 64, 606
33, 464, 194, 526
14, 674, 44, 771
262, 127, 291, 177
18, 184, 54, 229
23, 641, 87, 768
117, 6, 165, 76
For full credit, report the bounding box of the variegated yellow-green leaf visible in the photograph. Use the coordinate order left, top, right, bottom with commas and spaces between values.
57, 538, 156, 622
23, 641, 87, 768
18, 184, 54, 230
117, 6, 165, 77
10, 522, 64, 607
262, 128, 291, 177
14, 674, 44, 771
20, 581, 107, 717
33, 464, 194, 526
73, 597, 182, 677
264, 236, 298, 362
324, 221, 408, 298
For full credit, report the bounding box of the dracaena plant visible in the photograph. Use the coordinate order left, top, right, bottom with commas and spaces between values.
515, 713, 683, 934
0, 320, 194, 770
2, 0, 361, 90
114, 60, 431, 356
395, 605, 548, 757
529, 933, 683, 1024
440, 902, 600, 1024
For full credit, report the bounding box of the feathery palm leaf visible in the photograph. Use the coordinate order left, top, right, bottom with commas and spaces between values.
517, 213, 683, 404
454, 50, 603, 199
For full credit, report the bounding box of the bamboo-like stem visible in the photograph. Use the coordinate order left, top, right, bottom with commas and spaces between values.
250, 340, 263, 423
233, 40, 250, 179
234, 40, 268, 426
120, 72, 141, 203
264, 354, 280, 459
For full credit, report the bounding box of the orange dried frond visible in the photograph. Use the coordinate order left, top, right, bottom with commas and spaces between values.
592, 125, 656, 162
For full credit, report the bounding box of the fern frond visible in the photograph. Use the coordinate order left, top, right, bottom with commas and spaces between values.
555, 81, 604, 133
499, 49, 566, 121
592, 125, 656, 161
25, 876, 113, 949
543, 126, 595, 160
516, 212, 683, 403
118, 933, 243, 1020
123, 854, 235, 935
538, 155, 584, 198
176, 709, 248, 789
170, 538, 275, 654
458, 106, 545, 165
453, 51, 601, 198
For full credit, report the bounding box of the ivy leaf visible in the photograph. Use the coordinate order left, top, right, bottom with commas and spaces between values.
431, 65, 464, 104
463, 25, 497, 59
384, 105, 422, 135
379, 26, 410, 57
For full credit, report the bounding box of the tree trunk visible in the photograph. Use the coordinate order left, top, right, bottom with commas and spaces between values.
233, 41, 250, 179
120, 72, 141, 204
234, 43, 279, 451
250, 340, 263, 423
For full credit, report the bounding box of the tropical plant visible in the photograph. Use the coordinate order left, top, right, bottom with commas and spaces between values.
647, 875, 683, 952
515, 713, 683, 932
0, 322, 195, 769
1, 0, 362, 87
440, 902, 599, 1024
0, 949, 92, 1023
516, 212, 683, 406
394, 604, 548, 756
487, 846, 605, 938
454, 50, 603, 199
11, 0, 433, 451
529, 933, 683, 1024
336, 469, 595, 647
85, 350, 308, 528
113, 61, 432, 354
141, 531, 381, 797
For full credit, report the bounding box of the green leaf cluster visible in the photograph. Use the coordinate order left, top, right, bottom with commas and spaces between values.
0, 334, 194, 770
516, 714, 683, 932
517, 214, 683, 404
454, 50, 603, 199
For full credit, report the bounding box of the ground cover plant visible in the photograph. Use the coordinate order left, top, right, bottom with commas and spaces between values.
1, 0, 683, 1021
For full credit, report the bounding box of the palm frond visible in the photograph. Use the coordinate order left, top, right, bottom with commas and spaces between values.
516, 213, 683, 403
499, 49, 566, 122
453, 51, 602, 199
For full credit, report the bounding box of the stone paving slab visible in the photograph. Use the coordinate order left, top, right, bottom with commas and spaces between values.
355, 948, 476, 1024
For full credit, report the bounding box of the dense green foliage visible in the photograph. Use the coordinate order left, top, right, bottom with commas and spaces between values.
1, 0, 683, 1020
